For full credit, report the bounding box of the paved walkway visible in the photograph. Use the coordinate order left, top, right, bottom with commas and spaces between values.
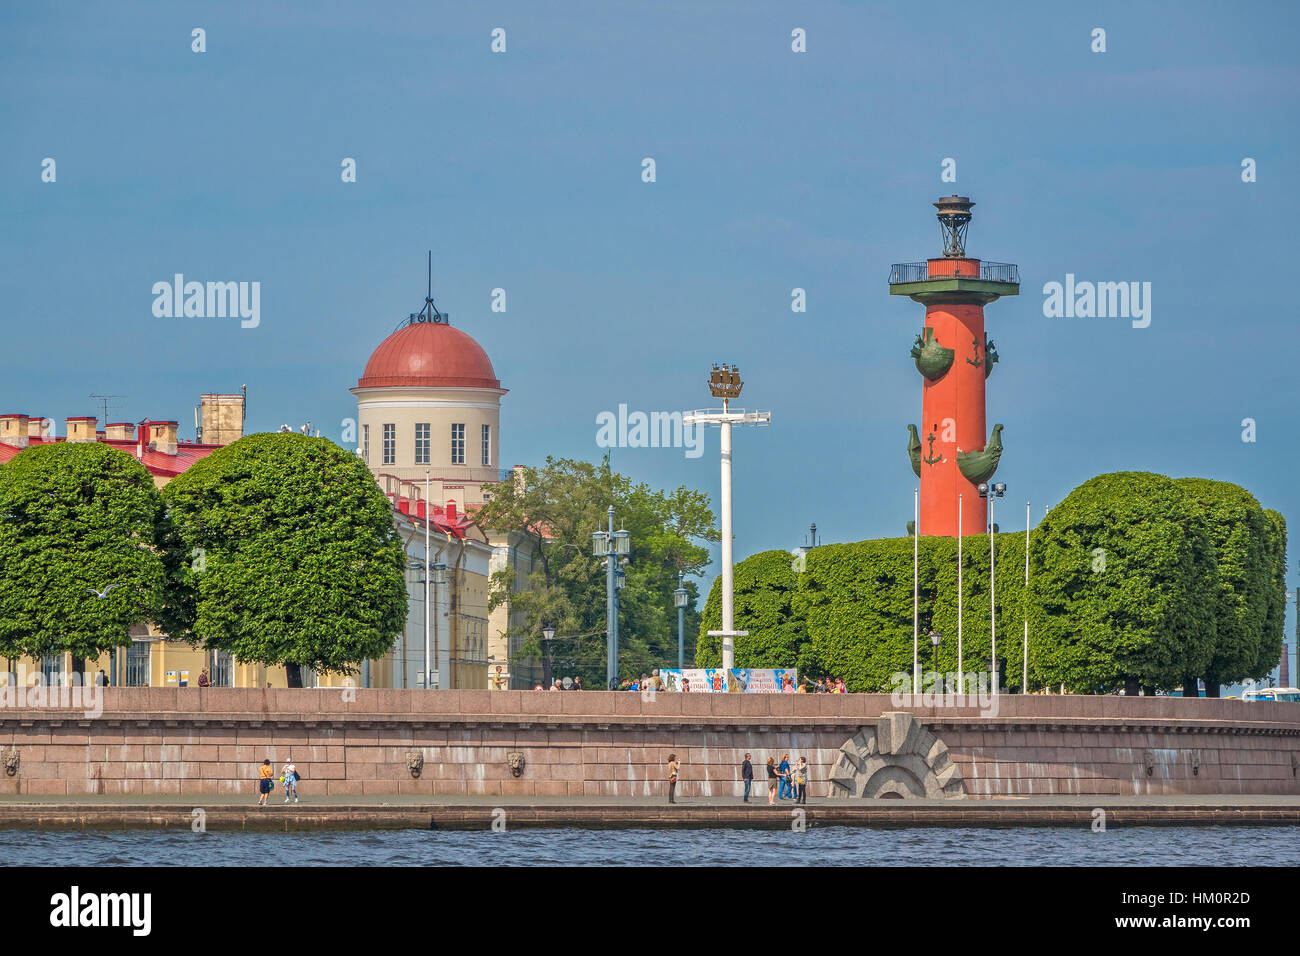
0, 792, 1298, 806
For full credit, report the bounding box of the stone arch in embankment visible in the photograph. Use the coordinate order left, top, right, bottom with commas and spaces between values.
828, 711, 965, 799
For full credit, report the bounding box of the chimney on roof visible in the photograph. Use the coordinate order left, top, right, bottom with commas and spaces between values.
446, 500, 457, 522
148, 421, 178, 456
105, 422, 136, 442
0, 414, 30, 448
199, 393, 246, 446
66, 417, 97, 443
28, 418, 52, 439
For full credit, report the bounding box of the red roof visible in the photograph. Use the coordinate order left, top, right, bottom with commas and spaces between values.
357, 321, 503, 390
389, 494, 475, 539
0, 437, 221, 480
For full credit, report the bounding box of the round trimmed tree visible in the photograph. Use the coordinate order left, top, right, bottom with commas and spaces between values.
162, 433, 407, 679
696, 548, 808, 673
1029, 472, 1216, 694
0, 442, 168, 666
1174, 478, 1272, 695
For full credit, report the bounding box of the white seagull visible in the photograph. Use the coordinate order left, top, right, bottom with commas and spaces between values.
86, 584, 125, 599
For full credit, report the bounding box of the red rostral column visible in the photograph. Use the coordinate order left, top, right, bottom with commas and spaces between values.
890, 197, 1018, 536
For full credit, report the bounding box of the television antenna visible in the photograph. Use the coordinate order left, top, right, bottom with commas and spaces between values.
89, 394, 126, 422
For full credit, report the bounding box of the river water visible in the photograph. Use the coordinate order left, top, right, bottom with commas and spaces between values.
7, 826, 1297, 866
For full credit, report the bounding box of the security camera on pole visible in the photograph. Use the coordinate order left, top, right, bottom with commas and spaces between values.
685, 364, 770, 672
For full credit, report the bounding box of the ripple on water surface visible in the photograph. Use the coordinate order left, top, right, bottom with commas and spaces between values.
7, 826, 1299, 866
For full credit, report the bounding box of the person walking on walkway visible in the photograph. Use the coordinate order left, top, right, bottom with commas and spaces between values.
741, 752, 753, 803
281, 758, 300, 803
257, 759, 274, 807
766, 756, 778, 806
667, 753, 680, 804
778, 754, 791, 800
794, 756, 808, 804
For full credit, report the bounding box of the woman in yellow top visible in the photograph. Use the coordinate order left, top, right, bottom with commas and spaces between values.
257, 759, 274, 807
667, 754, 679, 805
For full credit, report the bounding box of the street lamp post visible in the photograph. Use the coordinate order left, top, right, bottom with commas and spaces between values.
592, 506, 630, 689
541, 624, 556, 689
409, 557, 447, 689
687, 364, 770, 670
615, 566, 626, 673
673, 573, 688, 670
431, 562, 447, 688
930, 629, 942, 681
979, 481, 1007, 695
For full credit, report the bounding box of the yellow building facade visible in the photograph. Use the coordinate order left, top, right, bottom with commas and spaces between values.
3, 297, 537, 690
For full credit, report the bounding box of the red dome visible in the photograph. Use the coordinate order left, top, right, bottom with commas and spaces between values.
357, 321, 502, 390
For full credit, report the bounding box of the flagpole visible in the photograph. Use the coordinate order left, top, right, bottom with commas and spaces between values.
913, 488, 919, 695
957, 493, 963, 683
1023, 501, 1030, 695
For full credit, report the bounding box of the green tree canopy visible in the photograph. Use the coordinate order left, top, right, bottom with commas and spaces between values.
695, 549, 809, 673
475, 456, 717, 687
700, 472, 1281, 695
0, 442, 169, 662
1174, 478, 1271, 690
161, 433, 407, 675
1257, 509, 1288, 680
698, 534, 1042, 692
1030, 472, 1216, 693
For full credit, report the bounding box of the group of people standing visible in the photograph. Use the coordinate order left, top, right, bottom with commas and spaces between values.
538, 676, 585, 691
765, 753, 808, 804
256, 758, 301, 806
670, 752, 810, 805
800, 677, 847, 693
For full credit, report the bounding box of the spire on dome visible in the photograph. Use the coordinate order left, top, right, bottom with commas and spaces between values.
401, 250, 449, 331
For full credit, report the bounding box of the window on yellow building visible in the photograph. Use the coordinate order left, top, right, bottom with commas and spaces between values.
383, 424, 396, 465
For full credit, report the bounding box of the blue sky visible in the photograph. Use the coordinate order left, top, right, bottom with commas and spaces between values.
3, 1, 1298, 678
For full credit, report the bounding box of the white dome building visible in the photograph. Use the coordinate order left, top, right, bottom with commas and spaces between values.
351, 300, 536, 691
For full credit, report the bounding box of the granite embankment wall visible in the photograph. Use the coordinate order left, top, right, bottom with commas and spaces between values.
0, 689, 1296, 799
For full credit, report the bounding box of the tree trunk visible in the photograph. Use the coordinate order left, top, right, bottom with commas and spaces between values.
1182, 676, 1201, 698
1123, 677, 1140, 697
1203, 681, 1221, 698
1141, 684, 1156, 697
285, 664, 303, 688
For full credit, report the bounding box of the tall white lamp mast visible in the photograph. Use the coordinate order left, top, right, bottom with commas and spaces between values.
686, 364, 770, 672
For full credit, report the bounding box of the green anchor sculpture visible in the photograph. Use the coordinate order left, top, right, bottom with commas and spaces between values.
965, 333, 999, 380
908, 424, 945, 475
923, 429, 943, 466
911, 327, 954, 381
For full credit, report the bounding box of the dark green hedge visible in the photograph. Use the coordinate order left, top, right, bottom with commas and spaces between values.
698, 472, 1286, 694
698, 533, 1041, 692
